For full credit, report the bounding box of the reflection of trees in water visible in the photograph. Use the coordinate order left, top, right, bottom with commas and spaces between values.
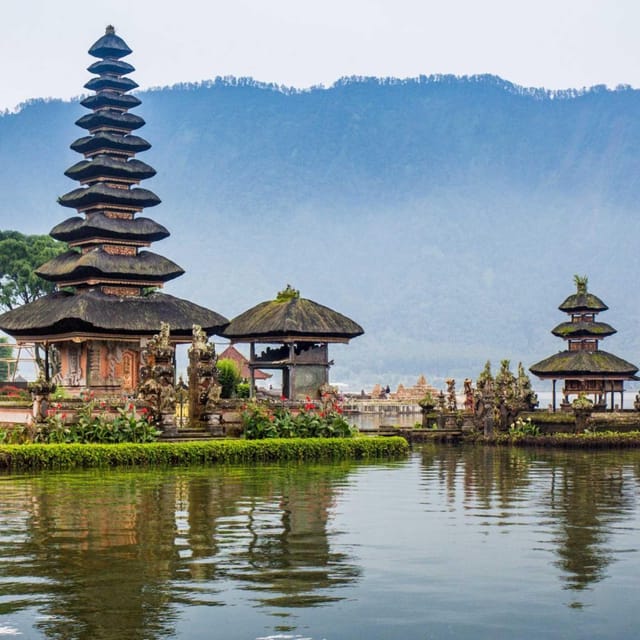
420, 444, 535, 512
420, 445, 640, 593
0, 463, 360, 638
220, 466, 361, 608
543, 451, 636, 591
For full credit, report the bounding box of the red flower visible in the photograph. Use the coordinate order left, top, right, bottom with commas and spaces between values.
128, 403, 134, 411
140, 407, 149, 415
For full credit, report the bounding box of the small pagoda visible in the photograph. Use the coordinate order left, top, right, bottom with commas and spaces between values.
529, 276, 638, 411
0, 27, 227, 394
222, 285, 364, 400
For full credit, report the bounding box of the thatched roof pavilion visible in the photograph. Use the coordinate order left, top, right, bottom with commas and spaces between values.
529, 276, 638, 411
223, 285, 363, 399
0, 27, 227, 393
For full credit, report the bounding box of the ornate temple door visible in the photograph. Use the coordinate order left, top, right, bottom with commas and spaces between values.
122, 350, 138, 391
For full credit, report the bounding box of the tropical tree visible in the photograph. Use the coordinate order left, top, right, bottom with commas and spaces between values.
0, 336, 15, 382
0, 231, 66, 376
0, 231, 66, 310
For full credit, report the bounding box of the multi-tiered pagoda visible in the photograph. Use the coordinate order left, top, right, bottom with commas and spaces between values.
0, 27, 227, 393
529, 276, 638, 411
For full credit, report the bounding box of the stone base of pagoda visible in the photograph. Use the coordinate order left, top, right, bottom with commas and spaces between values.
52, 339, 142, 395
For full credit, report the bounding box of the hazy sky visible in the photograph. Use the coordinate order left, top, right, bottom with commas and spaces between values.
2, 0, 639, 111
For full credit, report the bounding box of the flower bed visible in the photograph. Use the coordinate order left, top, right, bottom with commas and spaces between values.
242, 395, 355, 439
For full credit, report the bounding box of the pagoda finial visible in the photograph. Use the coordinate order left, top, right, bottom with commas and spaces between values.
574, 274, 588, 295
105, 25, 115, 35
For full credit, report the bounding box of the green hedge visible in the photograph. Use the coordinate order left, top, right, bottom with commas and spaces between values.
0, 436, 409, 470
483, 430, 640, 449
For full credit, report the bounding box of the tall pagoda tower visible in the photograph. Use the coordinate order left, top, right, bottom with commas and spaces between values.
0, 27, 227, 394
529, 276, 638, 411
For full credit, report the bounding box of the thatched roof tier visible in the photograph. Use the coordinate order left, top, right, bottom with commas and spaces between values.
83, 75, 139, 94
551, 321, 617, 339
36, 249, 183, 284
64, 156, 156, 182
530, 350, 639, 378
558, 292, 608, 313
71, 133, 151, 156
50, 214, 169, 243
87, 59, 135, 76
76, 110, 145, 132
223, 288, 364, 342
88, 26, 133, 59
0, 290, 228, 340
58, 184, 160, 210
80, 92, 142, 111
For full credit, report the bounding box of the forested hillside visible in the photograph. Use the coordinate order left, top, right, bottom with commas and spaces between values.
2, 75, 640, 389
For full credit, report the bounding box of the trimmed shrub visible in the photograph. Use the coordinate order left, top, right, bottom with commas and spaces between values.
0, 437, 409, 470
217, 359, 242, 398
482, 430, 640, 449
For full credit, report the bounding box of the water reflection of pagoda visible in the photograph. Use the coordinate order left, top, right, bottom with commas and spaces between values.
0, 27, 227, 394
529, 276, 638, 411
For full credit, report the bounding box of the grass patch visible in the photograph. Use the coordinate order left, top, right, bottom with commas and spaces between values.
0, 436, 409, 470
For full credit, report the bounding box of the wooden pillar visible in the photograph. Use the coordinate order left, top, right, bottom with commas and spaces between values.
552, 379, 557, 412
288, 342, 295, 399
249, 343, 256, 399
44, 341, 50, 381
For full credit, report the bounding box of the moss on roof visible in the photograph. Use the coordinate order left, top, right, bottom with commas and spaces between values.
530, 350, 638, 377
558, 276, 607, 312
551, 321, 616, 338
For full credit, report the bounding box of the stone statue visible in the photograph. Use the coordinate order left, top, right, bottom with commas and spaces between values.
187, 324, 220, 428
446, 378, 457, 411
137, 322, 176, 433
463, 378, 474, 413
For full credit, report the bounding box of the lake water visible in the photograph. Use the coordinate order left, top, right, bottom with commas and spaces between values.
1, 445, 639, 639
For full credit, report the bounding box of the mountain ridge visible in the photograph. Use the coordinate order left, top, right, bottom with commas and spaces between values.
1, 74, 640, 391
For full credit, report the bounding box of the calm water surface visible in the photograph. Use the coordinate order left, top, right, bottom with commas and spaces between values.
0, 445, 639, 639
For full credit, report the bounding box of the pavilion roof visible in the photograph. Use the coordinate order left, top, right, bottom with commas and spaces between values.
0, 290, 228, 340
529, 350, 639, 379
223, 286, 364, 342
551, 321, 617, 339
50, 214, 169, 244
36, 249, 184, 285
558, 277, 608, 312
88, 26, 133, 59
